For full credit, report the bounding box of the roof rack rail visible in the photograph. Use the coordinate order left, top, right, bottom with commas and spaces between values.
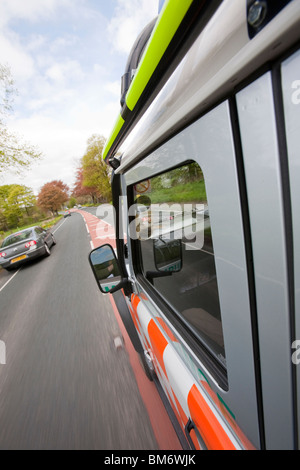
103, 0, 223, 166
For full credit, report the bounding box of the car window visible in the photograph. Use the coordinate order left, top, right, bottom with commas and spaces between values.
1, 230, 34, 247
133, 162, 225, 367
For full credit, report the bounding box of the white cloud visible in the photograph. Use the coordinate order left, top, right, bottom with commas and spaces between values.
49, 35, 79, 54
26, 34, 47, 52
5, 90, 121, 194
0, 0, 72, 27
27, 89, 75, 111
0, 31, 35, 81
107, 0, 158, 55
93, 63, 107, 76
5, 114, 90, 193
46, 60, 85, 84
105, 80, 121, 97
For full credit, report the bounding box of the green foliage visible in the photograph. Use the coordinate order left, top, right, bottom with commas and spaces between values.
40, 215, 63, 230
81, 135, 112, 203
146, 163, 206, 204
149, 180, 206, 204
68, 196, 77, 208
0, 184, 39, 231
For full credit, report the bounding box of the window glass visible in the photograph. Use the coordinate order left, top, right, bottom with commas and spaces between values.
1, 230, 34, 247
133, 162, 225, 366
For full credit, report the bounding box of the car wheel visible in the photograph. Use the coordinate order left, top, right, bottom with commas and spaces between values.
44, 243, 51, 256
138, 351, 155, 382
51, 235, 56, 246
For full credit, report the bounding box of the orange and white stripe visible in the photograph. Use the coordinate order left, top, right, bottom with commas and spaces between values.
130, 293, 250, 450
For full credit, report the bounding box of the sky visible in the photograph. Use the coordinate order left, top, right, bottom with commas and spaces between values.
0, 0, 160, 195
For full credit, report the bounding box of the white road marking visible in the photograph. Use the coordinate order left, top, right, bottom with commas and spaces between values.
113, 336, 123, 350
0, 268, 21, 293
52, 218, 68, 234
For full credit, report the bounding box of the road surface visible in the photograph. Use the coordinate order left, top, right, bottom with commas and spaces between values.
0, 212, 158, 450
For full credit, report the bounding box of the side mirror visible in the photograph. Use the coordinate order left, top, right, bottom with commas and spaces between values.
153, 238, 182, 273
89, 244, 123, 293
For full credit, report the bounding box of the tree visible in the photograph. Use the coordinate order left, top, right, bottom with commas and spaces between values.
0, 184, 37, 230
37, 180, 69, 215
0, 64, 42, 174
72, 167, 99, 204
8, 185, 36, 216
68, 196, 77, 208
81, 135, 112, 203
0, 185, 15, 230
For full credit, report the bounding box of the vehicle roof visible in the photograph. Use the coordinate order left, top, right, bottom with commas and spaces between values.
102, 0, 223, 165
103, 0, 300, 172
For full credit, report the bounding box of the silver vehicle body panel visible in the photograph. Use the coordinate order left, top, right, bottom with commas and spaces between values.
281, 49, 300, 449
237, 72, 294, 449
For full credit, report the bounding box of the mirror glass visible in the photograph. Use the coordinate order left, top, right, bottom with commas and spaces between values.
89, 244, 122, 293
153, 238, 182, 273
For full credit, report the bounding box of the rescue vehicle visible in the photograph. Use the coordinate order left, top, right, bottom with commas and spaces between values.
89, 0, 300, 450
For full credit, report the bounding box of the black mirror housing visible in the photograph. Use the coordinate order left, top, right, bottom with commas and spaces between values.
89, 244, 126, 294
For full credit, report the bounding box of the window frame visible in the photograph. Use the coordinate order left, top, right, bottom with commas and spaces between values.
128, 161, 227, 384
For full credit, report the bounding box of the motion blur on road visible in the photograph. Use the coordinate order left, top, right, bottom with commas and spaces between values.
0, 210, 158, 450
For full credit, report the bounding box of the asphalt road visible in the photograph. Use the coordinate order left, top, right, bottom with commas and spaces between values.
0, 212, 158, 450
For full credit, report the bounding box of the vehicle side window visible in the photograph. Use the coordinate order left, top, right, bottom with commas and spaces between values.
2, 230, 34, 247
133, 162, 225, 367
